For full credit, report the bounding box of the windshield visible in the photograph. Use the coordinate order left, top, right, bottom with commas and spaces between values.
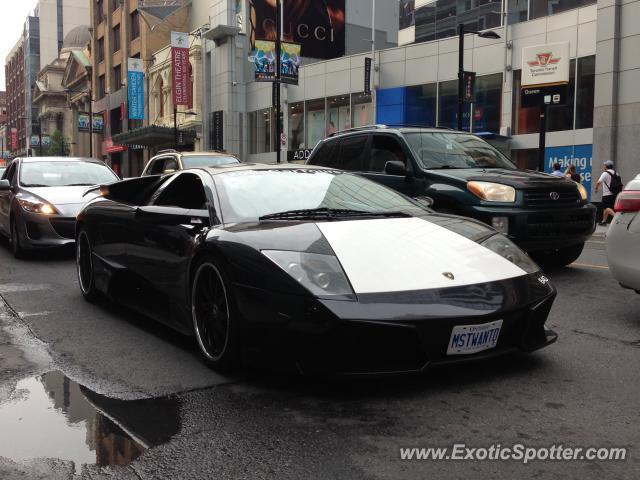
404, 132, 516, 170
20, 161, 118, 187
214, 169, 427, 223
182, 155, 239, 169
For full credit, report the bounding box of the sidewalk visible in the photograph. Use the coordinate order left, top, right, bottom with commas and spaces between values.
592, 224, 608, 238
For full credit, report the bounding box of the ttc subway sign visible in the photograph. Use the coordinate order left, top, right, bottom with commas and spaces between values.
521, 42, 570, 87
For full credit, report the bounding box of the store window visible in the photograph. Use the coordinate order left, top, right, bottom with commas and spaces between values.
351, 92, 373, 128
438, 80, 470, 131
472, 73, 502, 133
512, 149, 538, 170
288, 102, 304, 150
547, 59, 576, 133
576, 56, 595, 130
405, 83, 437, 126
249, 108, 272, 154
327, 95, 350, 136
512, 69, 538, 134
305, 98, 325, 149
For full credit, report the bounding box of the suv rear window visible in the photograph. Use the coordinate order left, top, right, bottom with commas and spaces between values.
404, 132, 515, 170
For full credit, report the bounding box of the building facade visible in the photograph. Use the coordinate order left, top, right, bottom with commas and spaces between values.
36, 0, 90, 68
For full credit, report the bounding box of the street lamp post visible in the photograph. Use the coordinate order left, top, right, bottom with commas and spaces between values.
457, 25, 500, 131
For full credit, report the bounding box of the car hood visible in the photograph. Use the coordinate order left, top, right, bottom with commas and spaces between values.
225, 216, 527, 295
432, 168, 576, 189
24, 186, 100, 217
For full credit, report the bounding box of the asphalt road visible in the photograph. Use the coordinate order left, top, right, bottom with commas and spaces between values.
0, 230, 638, 480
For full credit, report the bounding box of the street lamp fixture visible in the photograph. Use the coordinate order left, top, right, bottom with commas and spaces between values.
457, 26, 501, 131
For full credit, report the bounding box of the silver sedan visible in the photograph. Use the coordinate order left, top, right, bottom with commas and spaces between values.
606, 173, 640, 293
0, 157, 118, 258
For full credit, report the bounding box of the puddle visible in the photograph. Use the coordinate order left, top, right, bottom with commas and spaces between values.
0, 371, 180, 473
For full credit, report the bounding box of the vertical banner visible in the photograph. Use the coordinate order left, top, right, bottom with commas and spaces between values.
463, 71, 476, 102
10, 128, 18, 150
211, 111, 224, 151
364, 57, 372, 95
128, 58, 145, 120
171, 31, 190, 106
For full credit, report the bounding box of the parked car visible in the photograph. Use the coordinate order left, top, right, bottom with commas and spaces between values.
141, 150, 240, 176
0, 166, 6, 178
76, 164, 557, 374
306, 125, 596, 267
0, 157, 119, 258
606, 173, 640, 293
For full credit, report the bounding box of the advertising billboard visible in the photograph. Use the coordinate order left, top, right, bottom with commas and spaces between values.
252, 40, 301, 84
249, 0, 345, 59
544, 144, 593, 200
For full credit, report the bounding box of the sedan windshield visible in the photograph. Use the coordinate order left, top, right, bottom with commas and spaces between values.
20, 161, 118, 187
404, 132, 516, 170
181, 155, 239, 169
214, 169, 427, 223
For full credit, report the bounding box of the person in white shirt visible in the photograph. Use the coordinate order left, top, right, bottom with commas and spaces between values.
595, 160, 617, 225
550, 163, 565, 177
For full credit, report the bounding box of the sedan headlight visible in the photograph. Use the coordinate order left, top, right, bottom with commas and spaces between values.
576, 183, 588, 202
468, 181, 516, 203
262, 250, 354, 297
17, 197, 58, 215
481, 234, 540, 274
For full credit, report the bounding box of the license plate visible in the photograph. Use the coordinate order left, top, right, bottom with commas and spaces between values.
446, 320, 503, 355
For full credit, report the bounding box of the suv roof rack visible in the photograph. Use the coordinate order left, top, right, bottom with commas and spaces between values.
328, 125, 388, 137
328, 124, 457, 138
156, 149, 178, 155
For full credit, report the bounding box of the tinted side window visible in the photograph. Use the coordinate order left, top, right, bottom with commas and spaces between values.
147, 158, 166, 175
367, 135, 408, 173
336, 135, 367, 171
151, 173, 207, 209
308, 142, 334, 167
6, 163, 17, 184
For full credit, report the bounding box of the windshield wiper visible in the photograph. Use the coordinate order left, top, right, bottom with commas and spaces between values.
259, 207, 411, 221
64, 183, 95, 186
22, 183, 49, 187
426, 165, 464, 170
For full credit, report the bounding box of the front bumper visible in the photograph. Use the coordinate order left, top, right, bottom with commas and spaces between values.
15, 210, 76, 250
461, 204, 596, 252
234, 273, 557, 375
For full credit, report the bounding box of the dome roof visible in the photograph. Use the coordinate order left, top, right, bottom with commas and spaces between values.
62, 26, 91, 50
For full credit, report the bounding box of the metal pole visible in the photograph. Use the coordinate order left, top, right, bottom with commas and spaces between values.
174, 107, 178, 149
38, 121, 43, 156
457, 24, 465, 131
89, 89, 93, 158
537, 104, 547, 171
275, 0, 282, 163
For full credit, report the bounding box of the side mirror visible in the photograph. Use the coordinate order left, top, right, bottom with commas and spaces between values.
384, 160, 408, 176
414, 196, 434, 209
0, 179, 11, 192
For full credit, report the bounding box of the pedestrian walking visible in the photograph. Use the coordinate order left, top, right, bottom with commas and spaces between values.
595, 160, 623, 225
565, 164, 581, 183
550, 163, 565, 177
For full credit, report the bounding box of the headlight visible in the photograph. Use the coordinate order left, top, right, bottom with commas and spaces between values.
468, 181, 516, 203
481, 234, 540, 274
17, 197, 58, 215
576, 183, 588, 202
262, 250, 354, 297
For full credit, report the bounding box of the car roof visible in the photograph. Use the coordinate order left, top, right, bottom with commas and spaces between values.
18, 157, 104, 164
325, 125, 461, 140
196, 162, 333, 176
179, 151, 238, 157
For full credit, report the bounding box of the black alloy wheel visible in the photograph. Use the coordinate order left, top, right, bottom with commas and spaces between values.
76, 229, 99, 301
191, 258, 239, 370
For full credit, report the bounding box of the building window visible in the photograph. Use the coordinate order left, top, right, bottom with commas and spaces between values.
327, 95, 350, 136
472, 73, 502, 133
112, 24, 121, 53
438, 79, 470, 130
512, 149, 538, 170
547, 59, 576, 133
249, 108, 272, 154
405, 83, 437, 126
188, 63, 194, 110
576, 55, 595, 129
158, 77, 164, 118
95, 0, 105, 24
97, 37, 105, 62
508, 0, 529, 23
110, 0, 119, 13
530, 0, 596, 20
351, 92, 372, 128
288, 102, 304, 150
130, 10, 140, 40
113, 64, 121, 92
512, 69, 538, 134
97, 74, 106, 99
305, 98, 325, 149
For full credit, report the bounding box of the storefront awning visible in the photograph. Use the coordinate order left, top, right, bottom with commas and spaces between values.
111, 125, 196, 149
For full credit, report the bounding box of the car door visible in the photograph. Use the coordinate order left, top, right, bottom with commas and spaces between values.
127, 171, 213, 326
359, 134, 420, 197
0, 161, 18, 235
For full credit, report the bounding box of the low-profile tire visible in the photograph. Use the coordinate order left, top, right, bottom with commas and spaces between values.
534, 243, 584, 268
191, 256, 240, 371
76, 228, 99, 302
10, 217, 26, 259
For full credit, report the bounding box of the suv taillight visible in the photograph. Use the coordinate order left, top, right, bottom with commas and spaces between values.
614, 190, 640, 212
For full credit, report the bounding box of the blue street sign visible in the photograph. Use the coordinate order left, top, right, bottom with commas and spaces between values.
127, 58, 145, 120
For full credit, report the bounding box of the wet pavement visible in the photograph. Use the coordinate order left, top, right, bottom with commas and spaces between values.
0, 235, 639, 479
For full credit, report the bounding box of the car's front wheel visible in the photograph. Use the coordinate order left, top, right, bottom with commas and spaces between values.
191, 257, 239, 370
534, 243, 584, 268
76, 228, 99, 301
